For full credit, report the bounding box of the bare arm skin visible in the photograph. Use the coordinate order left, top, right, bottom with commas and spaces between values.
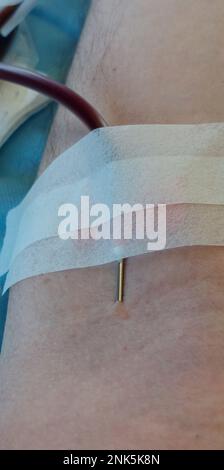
1, 0, 224, 450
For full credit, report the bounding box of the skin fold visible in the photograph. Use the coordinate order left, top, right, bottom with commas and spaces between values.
1, 0, 224, 449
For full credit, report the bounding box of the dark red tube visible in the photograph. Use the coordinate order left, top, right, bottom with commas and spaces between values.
0, 63, 106, 130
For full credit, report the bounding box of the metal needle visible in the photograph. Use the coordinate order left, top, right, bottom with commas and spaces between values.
117, 258, 125, 302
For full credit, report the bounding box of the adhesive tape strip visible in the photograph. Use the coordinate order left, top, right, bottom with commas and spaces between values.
1, 123, 224, 291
